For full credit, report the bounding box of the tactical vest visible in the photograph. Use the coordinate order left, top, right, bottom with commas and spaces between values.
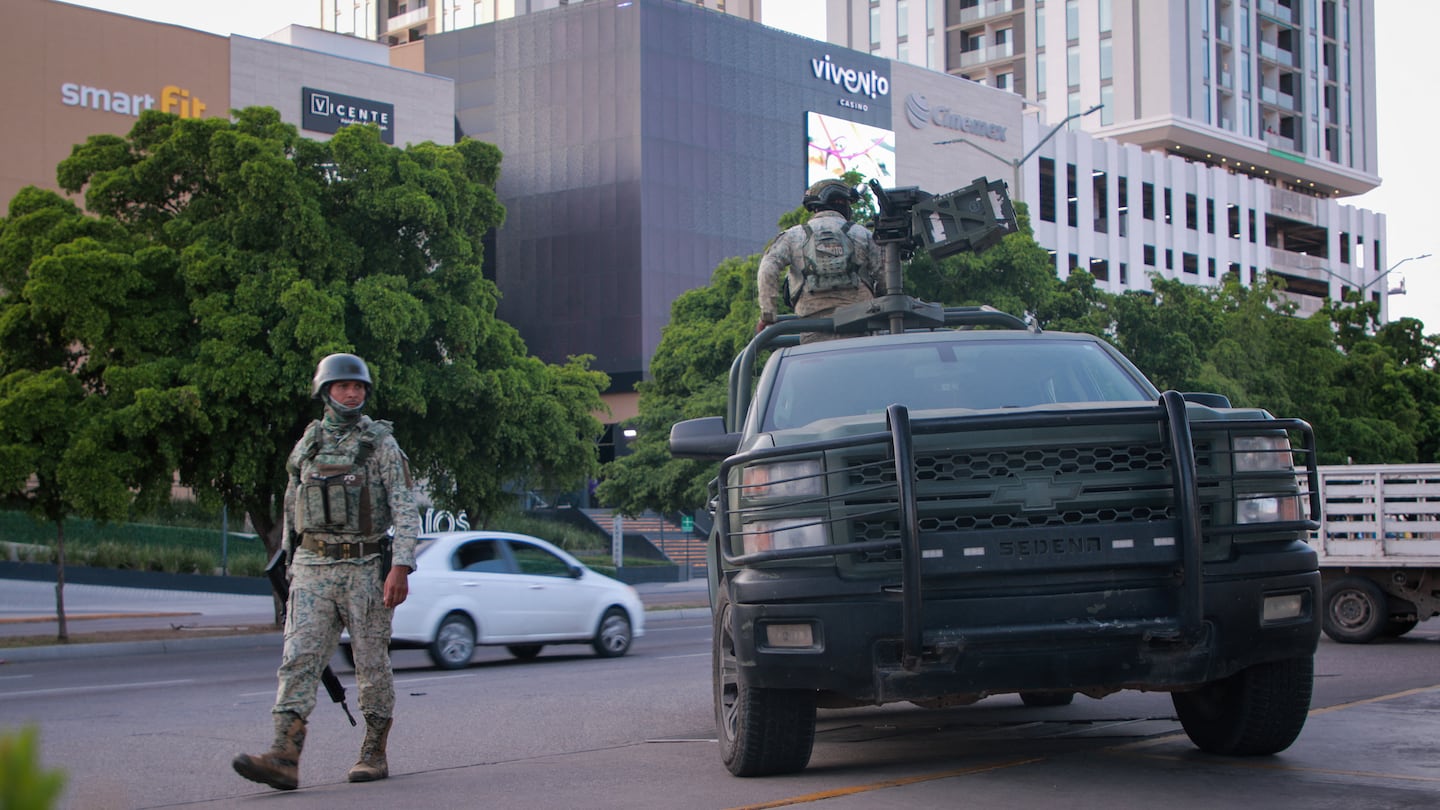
294, 419, 394, 537
799, 218, 861, 294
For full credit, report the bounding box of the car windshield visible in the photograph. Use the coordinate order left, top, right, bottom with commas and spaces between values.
762, 338, 1153, 431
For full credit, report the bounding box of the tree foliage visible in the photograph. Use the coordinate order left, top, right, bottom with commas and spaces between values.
0, 108, 608, 557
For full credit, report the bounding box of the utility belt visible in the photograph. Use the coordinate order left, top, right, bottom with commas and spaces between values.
300, 534, 385, 561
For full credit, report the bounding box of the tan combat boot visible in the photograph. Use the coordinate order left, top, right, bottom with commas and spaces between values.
346, 714, 392, 782
232, 712, 306, 790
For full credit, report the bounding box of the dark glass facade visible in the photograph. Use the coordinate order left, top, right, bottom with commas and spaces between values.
425, 0, 891, 392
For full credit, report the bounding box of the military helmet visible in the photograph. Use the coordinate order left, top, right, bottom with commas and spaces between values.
802, 179, 861, 212
311, 353, 373, 398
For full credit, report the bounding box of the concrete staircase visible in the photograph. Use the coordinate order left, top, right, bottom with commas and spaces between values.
583, 509, 707, 570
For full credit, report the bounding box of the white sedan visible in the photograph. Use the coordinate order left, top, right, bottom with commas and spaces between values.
343, 531, 646, 670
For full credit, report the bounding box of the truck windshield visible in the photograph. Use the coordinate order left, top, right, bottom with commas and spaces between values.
763, 338, 1154, 431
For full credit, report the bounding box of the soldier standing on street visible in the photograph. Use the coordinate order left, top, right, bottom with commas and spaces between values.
757, 179, 884, 342
233, 353, 421, 791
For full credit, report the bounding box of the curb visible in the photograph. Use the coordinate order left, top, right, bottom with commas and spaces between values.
0, 605, 713, 664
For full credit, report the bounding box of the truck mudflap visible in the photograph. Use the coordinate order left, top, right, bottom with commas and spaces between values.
717, 391, 1321, 682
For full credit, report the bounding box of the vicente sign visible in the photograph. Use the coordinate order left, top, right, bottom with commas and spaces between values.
302, 87, 394, 144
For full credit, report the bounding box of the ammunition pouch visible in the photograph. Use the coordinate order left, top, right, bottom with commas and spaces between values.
300, 464, 373, 535
299, 536, 386, 560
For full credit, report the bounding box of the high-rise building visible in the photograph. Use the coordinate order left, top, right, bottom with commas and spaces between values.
804, 0, 1392, 319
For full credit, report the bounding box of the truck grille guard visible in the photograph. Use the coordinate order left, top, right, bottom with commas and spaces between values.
716, 391, 1320, 671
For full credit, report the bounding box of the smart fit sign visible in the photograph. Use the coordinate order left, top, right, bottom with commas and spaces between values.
59, 81, 210, 118
301, 87, 395, 145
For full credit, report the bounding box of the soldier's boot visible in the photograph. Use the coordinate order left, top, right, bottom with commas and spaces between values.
346, 714, 392, 783
232, 712, 306, 791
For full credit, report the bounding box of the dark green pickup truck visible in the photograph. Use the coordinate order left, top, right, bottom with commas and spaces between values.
671, 303, 1323, 777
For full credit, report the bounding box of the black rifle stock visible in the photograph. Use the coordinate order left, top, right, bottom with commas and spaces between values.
266, 549, 358, 726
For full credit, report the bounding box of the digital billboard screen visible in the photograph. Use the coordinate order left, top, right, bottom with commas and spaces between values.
806, 111, 896, 188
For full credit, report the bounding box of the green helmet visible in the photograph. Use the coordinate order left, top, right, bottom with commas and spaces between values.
311, 353, 372, 399
802, 179, 860, 214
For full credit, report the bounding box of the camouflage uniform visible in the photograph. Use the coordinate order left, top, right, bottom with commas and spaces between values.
757, 209, 883, 342
275, 415, 419, 722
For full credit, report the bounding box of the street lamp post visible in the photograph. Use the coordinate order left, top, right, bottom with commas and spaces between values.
1299, 253, 1431, 304
935, 103, 1103, 204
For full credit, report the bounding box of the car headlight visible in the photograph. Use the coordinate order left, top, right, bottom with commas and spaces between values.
1236, 492, 1303, 524
741, 459, 823, 499
740, 518, 828, 555
1234, 435, 1294, 471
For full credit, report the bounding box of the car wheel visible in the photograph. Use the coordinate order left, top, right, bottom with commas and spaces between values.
507, 644, 544, 660
1019, 691, 1075, 707
591, 608, 633, 658
428, 613, 476, 670
1172, 655, 1313, 756
1322, 576, 1387, 644
714, 589, 815, 776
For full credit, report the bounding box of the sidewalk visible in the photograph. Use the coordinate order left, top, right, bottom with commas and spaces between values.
0, 575, 710, 664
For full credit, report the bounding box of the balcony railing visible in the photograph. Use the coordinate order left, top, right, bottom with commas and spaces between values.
958, 42, 1016, 67
385, 5, 429, 32
958, 0, 1016, 25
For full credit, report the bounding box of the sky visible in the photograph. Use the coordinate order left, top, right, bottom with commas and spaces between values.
62, 0, 1439, 330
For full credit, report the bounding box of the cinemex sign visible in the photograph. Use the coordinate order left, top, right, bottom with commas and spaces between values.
301, 87, 395, 145
904, 93, 1008, 142
810, 54, 889, 113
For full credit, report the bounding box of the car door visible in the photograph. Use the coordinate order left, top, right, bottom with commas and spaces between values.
501, 539, 594, 638
439, 537, 530, 641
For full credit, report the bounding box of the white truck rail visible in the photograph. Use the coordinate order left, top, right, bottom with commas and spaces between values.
1313, 464, 1440, 642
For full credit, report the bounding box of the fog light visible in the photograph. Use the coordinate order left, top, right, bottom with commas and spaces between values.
1263, 593, 1304, 623
764, 623, 815, 648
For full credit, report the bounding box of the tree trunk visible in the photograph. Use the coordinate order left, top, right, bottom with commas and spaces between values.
54, 520, 68, 642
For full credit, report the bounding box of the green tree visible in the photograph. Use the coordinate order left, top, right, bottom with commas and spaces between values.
0, 108, 607, 559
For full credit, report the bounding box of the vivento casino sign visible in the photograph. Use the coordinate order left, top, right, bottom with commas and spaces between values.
905, 93, 1007, 142
302, 87, 395, 144
810, 54, 889, 112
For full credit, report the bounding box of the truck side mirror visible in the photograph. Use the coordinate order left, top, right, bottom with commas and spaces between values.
669, 416, 740, 460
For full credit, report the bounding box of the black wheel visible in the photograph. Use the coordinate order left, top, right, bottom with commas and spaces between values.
1172, 656, 1313, 756
1383, 617, 1420, 638
1323, 576, 1387, 644
714, 591, 815, 776
1019, 691, 1075, 707
428, 613, 476, 670
592, 608, 633, 658
507, 644, 544, 660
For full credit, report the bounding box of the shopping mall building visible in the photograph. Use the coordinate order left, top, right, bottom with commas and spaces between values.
8, 0, 1386, 433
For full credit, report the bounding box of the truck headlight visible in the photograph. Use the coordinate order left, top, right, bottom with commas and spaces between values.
1237, 493, 1303, 524
741, 459, 823, 499
741, 518, 828, 555
1234, 435, 1293, 471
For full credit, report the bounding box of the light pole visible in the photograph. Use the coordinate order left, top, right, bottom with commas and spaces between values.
1298, 253, 1431, 304
935, 103, 1103, 204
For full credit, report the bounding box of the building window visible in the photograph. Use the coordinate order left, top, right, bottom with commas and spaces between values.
1039, 157, 1057, 223
1185, 193, 1198, 230
1066, 0, 1079, 40
1183, 253, 1199, 274
1067, 44, 1079, 85
899, 42, 910, 63
1067, 163, 1078, 227
1164, 189, 1173, 223
1092, 259, 1110, 281
898, 0, 909, 36
1229, 205, 1241, 238
1144, 244, 1157, 266
870, 5, 881, 49
1249, 209, 1258, 242
1340, 232, 1351, 263
1142, 182, 1155, 220
1036, 5, 1046, 45
1206, 199, 1215, 234
1228, 261, 1242, 280
1166, 248, 1174, 270
1120, 262, 1128, 284
996, 72, 1013, 90
1093, 171, 1108, 234
1117, 176, 1128, 236
1099, 0, 1112, 33
1037, 52, 1047, 90
927, 0, 940, 33
1099, 85, 1113, 124
1208, 257, 1217, 278
1099, 38, 1113, 80
995, 27, 1012, 57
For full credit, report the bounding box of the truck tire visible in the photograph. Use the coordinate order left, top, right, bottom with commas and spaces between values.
1383, 617, 1419, 638
1172, 655, 1313, 756
1322, 576, 1387, 644
714, 592, 815, 776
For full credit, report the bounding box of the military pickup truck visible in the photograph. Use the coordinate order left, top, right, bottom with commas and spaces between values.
669, 179, 1325, 776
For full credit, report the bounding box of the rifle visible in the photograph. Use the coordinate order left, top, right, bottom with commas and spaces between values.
266, 549, 358, 726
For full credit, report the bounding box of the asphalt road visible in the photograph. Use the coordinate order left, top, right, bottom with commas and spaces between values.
3, 608, 1439, 810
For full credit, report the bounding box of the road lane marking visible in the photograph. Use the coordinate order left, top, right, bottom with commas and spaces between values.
0, 679, 193, 699
723, 758, 1046, 809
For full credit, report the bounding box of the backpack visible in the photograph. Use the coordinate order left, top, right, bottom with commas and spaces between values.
799, 218, 862, 295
